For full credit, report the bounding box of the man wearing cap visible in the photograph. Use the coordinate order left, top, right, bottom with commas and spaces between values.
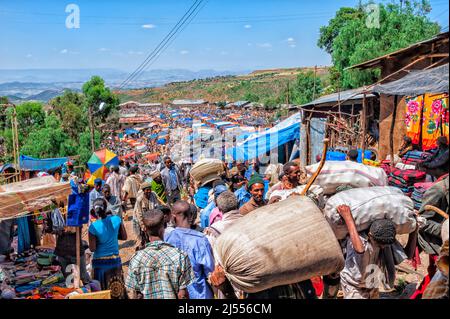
133, 182, 160, 248
103, 184, 123, 218
150, 170, 166, 203
239, 174, 277, 215
122, 165, 142, 209
89, 178, 104, 214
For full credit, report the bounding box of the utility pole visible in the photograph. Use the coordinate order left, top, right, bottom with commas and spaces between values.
1, 103, 20, 182
88, 104, 95, 152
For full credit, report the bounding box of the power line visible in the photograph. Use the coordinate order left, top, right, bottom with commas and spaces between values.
123, 0, 209, 89
119, 0, 206, 89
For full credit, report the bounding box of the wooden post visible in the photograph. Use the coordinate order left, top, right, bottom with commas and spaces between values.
75, 226, 81, 288
389, 95, 399, 167
361, 93, 367, 162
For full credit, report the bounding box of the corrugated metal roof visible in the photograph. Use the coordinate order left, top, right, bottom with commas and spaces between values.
172, 99, 207, 105
300, 88, 375, 108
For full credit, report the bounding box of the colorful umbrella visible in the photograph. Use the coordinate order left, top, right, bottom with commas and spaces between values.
86, 149, 119, 186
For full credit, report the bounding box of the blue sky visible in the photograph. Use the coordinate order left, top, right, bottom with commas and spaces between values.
0, 0, 448, 71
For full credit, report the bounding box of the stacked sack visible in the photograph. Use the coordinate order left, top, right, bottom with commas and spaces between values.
387, 167, 426, 197
411, 182, 434, 210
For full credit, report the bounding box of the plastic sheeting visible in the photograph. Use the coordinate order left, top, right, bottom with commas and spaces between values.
372, 64, 449, 96
228, 112, 301, 161
19, 155, 68, 172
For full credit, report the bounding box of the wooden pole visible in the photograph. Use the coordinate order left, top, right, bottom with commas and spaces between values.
389, 95, 399, 167
75, 226, 81, 288
301, 138, 329, 195
361, 93, 367, 162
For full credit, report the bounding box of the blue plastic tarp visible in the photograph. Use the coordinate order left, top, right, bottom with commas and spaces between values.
125, 128, 139, 135
228, 113, 301, 161
19, 155, 68, 172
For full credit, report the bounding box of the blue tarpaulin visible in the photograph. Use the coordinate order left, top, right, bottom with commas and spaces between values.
19, 155, 68, 172
125, 128, 139, 135
228, 113, 301, 161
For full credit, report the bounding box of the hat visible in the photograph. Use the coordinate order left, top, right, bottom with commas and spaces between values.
214, 184, 228, 198
200, 173, 221, 187
247, 174, 264, 190
140, 182, 152, 190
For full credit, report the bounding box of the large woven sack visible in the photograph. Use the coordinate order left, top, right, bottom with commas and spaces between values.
214, 196, 345, 293
442, 219, 449, 244
190, 158, 224, 184
305, 160, 388, 195
324, 186, 417, 240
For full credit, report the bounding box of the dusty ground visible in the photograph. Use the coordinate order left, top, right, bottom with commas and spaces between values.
115, 210, 428, 299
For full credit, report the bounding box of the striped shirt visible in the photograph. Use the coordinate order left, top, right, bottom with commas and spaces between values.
125, 241, 195, 299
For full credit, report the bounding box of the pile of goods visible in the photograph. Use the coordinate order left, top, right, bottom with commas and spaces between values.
387, 168, 426, 197
214, 196, 344, 293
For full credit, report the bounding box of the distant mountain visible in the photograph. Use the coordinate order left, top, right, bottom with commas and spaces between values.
0, 68, 246, 102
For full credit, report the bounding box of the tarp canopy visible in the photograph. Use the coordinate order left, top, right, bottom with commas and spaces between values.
19, 155, 68, 172
125, 128, 139, 135
372, 64, 449, 96
228, 112, 301, 161
0, 176, 71, 219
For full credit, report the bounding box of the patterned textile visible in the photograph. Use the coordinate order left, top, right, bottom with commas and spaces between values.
405, 96, 424, 145
92, 257, 127, 299
422, 94, 449, 151
388, 168, 426, 196
125, 241, 195, 299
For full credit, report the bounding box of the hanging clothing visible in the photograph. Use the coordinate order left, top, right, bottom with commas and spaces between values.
17, 216, 31, 253
405, 96, 424, 145
422, 94, 449, 151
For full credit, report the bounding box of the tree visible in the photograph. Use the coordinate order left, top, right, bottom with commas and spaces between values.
82, 76, 120, 123
12, 101, 45, 139
20, 114, 76, 158
290, 71, 323, 105
49, 90, 87, 139
318, 0, 441, 89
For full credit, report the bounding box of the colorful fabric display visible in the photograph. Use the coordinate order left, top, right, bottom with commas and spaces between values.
405, 96, 424, 145
388, 168, 426, 197
422, 94, 449, 151
411, 182, 434, 210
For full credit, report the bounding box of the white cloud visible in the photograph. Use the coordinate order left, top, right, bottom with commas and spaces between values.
25, 54, 32, 58
257, 43, 272, 48
180, 50, 189, 55
244, 24, 252, 29
285, 37, 297, 48
142, 24, 156, 29
98, 48, 110, 52
60, 49, 68, 54
128, 50, 144, 55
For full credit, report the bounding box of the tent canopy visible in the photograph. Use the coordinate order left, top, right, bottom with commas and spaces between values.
19, 155, 68, 172
228, 112, 301, 161
372, 64, 449, 96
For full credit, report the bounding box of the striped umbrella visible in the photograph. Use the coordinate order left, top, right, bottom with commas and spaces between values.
86, 149, 119, 186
